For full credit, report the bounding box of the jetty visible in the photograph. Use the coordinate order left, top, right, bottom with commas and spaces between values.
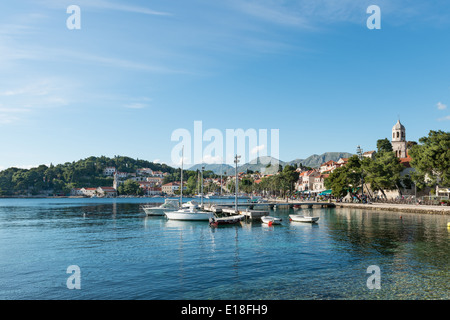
201, 201, 336, 220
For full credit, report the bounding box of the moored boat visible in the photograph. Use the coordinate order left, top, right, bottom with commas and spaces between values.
164, 151, 211, 221
165, 206, 212, 221
289, 214, 319, 223
261, 216, 282, 225
142, 199, 179, 216
209, 214, 245, 227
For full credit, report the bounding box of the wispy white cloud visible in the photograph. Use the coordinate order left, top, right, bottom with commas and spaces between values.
0, 81, 53, 97
124, 103, 147, 109
228, 0, 364, 28
0, 113, 21, 125
0, 79, 72, 124
0, 39, 188, 74
251, 144, 266, 155
89, 0, 172, 16
438, 115, 450, 121
39, 0, 172, 16
235, 1, 308, 27
203, 155, 223, 164
437, 102, 447, 110
71, 52, 183, 74
228, 0, 449, 29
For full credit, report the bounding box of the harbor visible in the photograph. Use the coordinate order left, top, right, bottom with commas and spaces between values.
202, 201, 336, 220
1, 197, 449, 300
145, 197, 450, 220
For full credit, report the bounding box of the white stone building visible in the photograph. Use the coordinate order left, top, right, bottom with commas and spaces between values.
103, 167, 117, 176
392, 120, 407, 158
296, 170, 320, 192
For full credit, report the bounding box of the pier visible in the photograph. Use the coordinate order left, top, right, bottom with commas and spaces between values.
201, 201, 336, 220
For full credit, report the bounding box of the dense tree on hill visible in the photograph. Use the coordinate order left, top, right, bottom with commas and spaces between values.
0, 156, 175, 196
118, 180, 144, 196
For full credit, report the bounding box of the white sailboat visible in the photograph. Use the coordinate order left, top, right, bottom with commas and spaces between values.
165, 151, 212, 221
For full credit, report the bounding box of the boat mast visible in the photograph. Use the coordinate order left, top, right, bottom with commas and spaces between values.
220, 163, 222, 196
201, 165, 204, 207
180, 146, 184, 207
234, 155, 240, 213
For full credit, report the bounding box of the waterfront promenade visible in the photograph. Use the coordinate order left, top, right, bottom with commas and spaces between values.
266, 198, 450, 215
335, 202, 450, 215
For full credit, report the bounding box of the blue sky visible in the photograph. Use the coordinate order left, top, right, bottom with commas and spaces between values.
0, 0, 449, 169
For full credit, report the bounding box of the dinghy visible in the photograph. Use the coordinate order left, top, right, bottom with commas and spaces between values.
261, 216, 282, 226
289, 214, 319, 223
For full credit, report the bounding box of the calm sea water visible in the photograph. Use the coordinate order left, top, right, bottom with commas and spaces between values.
0, 198, 448, 300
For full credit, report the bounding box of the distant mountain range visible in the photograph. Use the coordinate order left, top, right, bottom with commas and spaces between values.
287, 152, 354, 169
188, 152, 354, 175
188, 163, 235, 175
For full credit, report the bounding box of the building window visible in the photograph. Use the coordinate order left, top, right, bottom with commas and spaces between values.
397, 132, 399, 138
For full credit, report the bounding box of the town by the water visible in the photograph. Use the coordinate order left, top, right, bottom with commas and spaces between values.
1, 120, 448, 216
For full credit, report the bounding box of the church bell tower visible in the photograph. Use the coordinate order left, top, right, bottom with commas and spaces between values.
391, 120, 407, 158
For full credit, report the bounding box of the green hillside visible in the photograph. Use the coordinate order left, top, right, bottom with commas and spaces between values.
0, 156, 174, 196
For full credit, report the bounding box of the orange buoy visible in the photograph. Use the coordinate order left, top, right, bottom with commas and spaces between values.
268, 221, 273, 226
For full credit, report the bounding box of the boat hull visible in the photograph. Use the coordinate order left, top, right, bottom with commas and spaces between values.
289, 214, 319, 223
165, 211, 212, 221
144, 207, 177, 216
209, 215, 244, 227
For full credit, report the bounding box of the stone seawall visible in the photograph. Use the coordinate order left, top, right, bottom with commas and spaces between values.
336, 202, 450, 215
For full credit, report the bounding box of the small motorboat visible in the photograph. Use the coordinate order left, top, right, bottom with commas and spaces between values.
209, 215, 245, 227
289, 214, 319, 223
261, 216, 282, 226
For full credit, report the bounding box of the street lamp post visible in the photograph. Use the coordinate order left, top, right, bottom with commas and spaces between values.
234, 155, 241, 213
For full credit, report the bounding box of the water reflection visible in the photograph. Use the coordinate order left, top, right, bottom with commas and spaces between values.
329, 208, 449, 270
1, 199, 448, 300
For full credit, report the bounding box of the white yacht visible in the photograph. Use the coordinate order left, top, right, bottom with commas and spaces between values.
142, 199, 179, 216
165, 202, 212, 221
